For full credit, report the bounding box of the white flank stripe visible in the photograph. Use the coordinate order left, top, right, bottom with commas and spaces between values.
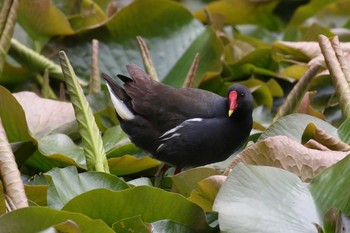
156, 144, 164, 152
185, 118, 203, 122
159, 118, 203, 139
160, 133, 181, 142
106, 84, 135, 120
160, 125, 183, 138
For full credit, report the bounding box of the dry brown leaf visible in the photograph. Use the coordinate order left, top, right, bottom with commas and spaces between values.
298, 91, 326, 120
14, 92, 77, 139
278, 41, 350, 60
303, 123, 350, 152
304, 139, 331, 151
227, 136, 349, 182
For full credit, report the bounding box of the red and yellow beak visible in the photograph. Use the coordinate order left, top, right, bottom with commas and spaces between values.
228, 91, 238, 117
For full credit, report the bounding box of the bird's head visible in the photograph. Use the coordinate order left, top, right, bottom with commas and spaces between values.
227, 84, 253, 117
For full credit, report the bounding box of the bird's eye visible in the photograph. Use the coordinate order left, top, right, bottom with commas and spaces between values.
240, 93, 244, 97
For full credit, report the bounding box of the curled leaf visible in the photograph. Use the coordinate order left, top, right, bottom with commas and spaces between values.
0, 118, 28, 210
274, 64, 321, 122
302, 123, 350, 152
228, 136, 349, 182
59, 51, 109, 173
318, 35, 350, 118
188, 175, 226, 212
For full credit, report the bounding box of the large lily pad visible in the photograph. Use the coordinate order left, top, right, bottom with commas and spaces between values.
194, 0, 281, 31
172, 167, 221, 197
47, 0, 223, 87
17, 0, 74, 40
25, 134, 86, 171
46, 166, 129, 209
63, 186, 211, 231
309, 155, 350, 217
213, 163, 321, 233
259, 113, 339, 142
108, 155, 161, 176
0, 206, 114, 233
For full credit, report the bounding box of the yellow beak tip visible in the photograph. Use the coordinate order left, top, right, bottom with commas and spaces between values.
228, 110, 234, 117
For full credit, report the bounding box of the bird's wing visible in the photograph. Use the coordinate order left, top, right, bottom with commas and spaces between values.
155, 117, 234, 167
123, 64, 226, 128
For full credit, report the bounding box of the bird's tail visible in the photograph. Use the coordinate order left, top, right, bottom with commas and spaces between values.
102, 73, 135, 120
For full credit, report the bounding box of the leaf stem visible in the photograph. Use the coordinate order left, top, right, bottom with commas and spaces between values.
0, 118, 28, 210
274, 64, 321, 122
182, 53, 199, 88
319, 35, 350, 119
89, 39, 101, 94
0, 0, 19, 77
137, 36, 159, 81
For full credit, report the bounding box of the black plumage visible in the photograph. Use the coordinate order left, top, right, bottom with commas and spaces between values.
103, 64, 253, 167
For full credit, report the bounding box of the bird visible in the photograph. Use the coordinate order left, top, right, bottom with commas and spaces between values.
103, 64, 253, 167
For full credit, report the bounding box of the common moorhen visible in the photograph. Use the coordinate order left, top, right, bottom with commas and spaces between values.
103, 64, 253, 167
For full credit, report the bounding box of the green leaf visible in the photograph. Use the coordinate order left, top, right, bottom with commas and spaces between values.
25, 185, 48, 206
112, 216, 151, 233
67, 0, 106, 31
0, 85, 32, 143
103, 125, 142, 157
47, 0, 223, 86
259, 113, 339, 142
8, 39, 63, 79
188, 175, 226, 212
59, 51, 109, 172
195, 0, 281, 31
338, 117, 350, 144
152, 220, 196, 233
25, 134, 86, 171
228, 47, 278, 80
241, 78, 274, 108
108, 155, 161, 176
0, 206, 114, 233
0, 61, 33, 85
288, 0, 338, 28
279, 64, 309, 81
172, 167, 221, 197
63, 186, 211, 231
309, 155, 350, 218
272, 41, 315, 63
46, 166, 129, 209
50, 219, 82, 233
17, 0, 74, 40
0, 182, 6, 214
213, 163, 321, 233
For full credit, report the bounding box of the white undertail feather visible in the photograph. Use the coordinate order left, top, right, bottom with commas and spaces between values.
106, 83, 135, 120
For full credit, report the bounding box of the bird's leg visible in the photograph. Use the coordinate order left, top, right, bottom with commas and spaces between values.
154, 163, 170, 187
154, 163, 183, 187
174, 166, 183, 174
